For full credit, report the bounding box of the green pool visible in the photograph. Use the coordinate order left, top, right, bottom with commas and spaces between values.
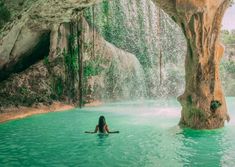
0, 97, 234, 167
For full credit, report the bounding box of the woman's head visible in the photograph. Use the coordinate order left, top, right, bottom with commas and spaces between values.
98, 116, 106, 132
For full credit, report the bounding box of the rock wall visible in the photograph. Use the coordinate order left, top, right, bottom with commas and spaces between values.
0, 13, 143, 108
0, 0, 99, 74
0, 0, 232, 129
0, 0, 103, 108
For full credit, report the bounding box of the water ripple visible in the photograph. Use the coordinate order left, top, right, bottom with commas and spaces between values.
0, 98, 235, 166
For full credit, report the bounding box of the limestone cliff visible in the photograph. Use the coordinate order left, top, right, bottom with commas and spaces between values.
152, 0, 232, 129
0, 0, 145, 110
0, 13, 143, 108
0, 0, 232, 129
0, 0, 99, 74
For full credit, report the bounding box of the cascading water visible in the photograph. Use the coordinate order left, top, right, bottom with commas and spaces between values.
82, 19, 147, 102
84, 0, 187, 101
131, 54, 147, 99
106, 46, 147, 100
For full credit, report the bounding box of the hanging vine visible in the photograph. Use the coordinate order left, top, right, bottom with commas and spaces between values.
158, 7, 163, 86
77, 15, 84, 108
92, 5, 95, 58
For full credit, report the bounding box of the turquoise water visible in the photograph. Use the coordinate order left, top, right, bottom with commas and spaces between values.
0, 97, 234, 167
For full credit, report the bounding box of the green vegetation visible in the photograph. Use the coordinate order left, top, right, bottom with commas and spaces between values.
221, 30, 235, 45
63, 48, 78, 72
18, 86, 29, 95
55, 77, 63, 97
63, 34, 79, 73
43, 56, 49, 66
187, 95, 193, 104
220, 30, 235, 96
221, 61, 235, 73
84, 0, 186, 98
51, 77, 64, 99
0, 0, 11, 29
84, 0, 185, 66
136, 0, 150, 68
101, 0, 112, 39
84, 60, 103, 77
83, 0, 235, 98
62, 31, 81, 100
84, 0, 149, 67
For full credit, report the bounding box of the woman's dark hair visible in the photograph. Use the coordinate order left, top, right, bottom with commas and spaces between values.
98, 116, 106, 133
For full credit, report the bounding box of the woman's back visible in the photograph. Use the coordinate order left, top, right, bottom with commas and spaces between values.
85, 116, 119, 134
96, 124, 109, 133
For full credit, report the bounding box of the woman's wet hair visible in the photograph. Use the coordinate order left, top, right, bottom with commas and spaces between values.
98, 116, 106, 133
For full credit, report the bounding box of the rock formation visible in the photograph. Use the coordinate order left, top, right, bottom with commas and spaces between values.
0, 0, 232, 129
153, 0, 231, 129
0, 0, 100, 77
0, 5, 142, 108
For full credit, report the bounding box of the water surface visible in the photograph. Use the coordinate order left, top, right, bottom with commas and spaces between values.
0, 97, 234, 167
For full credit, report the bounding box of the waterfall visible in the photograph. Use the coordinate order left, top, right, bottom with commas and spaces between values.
82, 18, 147, 102
101, 41, 147, 100
84, 0, 187, 100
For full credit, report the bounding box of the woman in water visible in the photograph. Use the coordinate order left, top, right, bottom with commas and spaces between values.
85, 116, 119, 134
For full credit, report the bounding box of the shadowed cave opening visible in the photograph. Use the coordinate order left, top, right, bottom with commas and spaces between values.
0, 1, 235, 166
0, 0, 233, 129
0, 32, 50, 82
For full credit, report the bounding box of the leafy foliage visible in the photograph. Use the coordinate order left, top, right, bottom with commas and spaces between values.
220, 29, 235, 96
19, 86, 29, 95
63, 49, 79, 72
83, 0, 235, 98
43, 56, 49, 65
63, 34, 79, 73
221, 61, 235, 73
84, 60, 103, 77
221, 30, 235, 45
84, 0, 186, 98
54, 77, 63, 97
0, 0, 11, 29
